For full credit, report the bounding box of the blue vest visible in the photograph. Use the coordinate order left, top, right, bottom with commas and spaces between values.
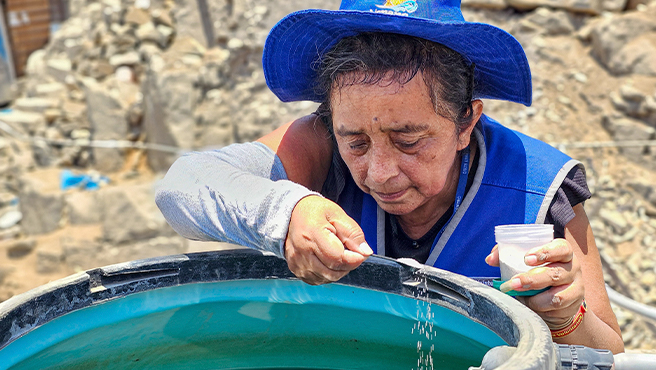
337, 115, 581, 279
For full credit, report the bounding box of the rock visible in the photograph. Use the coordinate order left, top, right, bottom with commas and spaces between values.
138, 41, 162, 62
523, 7, 575, 36
36, 249, 62, 274
604, 115, 656, 161
46, 59, 73, 83
603, 0, 629, 10
62, 100, 87, 122
0, 226, 21, 240
608, 34, 656, 77
620, 84, 646, 102
25, 50, 47, 77
590, 11, 656, 76
66, 191, 102, 225
19, 174, 65, 235
0, 110, 46, 134
156, 25, 174, 47
124, 7, 151, 26
62, 238, 103, 271
462, 0, 508, 9
83, 79, 129, 172
506, 0, 602, 14
14, 98, 60, 113
6, 238, 37, 258
195, 99, 234, 148
599, 208, 629, 233
152, 9, 174, 27
33, 83, 66, 98
170, 0, 208, 46
142, 53, 200, 171
99, 183, 175, 244
167, 36, 207, 56
0, 210, 22, 229
135, 22, 161, 44
627, 0, 652, 9
115, 236, 187, 262
109, 51, 141, 67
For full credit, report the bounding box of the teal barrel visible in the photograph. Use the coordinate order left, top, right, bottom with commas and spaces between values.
0, 250, 556, 369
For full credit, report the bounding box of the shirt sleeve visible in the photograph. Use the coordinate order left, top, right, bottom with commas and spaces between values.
545, 165, 591, 239
154, 142, 320, 258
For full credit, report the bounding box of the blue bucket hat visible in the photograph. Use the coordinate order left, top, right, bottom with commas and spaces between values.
263, 0, 532, 106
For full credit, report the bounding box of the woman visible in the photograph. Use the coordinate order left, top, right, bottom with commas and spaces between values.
156, 0, 623, 352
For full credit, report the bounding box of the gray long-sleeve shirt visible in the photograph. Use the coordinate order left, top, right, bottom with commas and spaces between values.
154, 142, 318, 258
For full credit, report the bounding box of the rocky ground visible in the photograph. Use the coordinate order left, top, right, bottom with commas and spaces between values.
0, 0, 655, 352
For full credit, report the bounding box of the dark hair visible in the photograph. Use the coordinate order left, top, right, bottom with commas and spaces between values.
314, 33, 477, 135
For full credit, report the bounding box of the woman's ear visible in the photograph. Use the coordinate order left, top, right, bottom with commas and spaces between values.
457, 99, 484, 150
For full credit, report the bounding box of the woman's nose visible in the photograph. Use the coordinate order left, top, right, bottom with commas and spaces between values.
366, 151, 399, 185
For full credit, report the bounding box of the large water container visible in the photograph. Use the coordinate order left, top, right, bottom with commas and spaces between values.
0, 250, 557, 369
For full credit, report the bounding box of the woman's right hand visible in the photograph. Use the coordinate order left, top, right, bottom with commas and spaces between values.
285, 195, 373, 285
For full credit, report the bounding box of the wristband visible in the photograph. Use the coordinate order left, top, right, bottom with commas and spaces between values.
551, 299, 587, 338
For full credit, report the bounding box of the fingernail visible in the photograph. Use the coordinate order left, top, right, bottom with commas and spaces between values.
524, 255, 538, 265
485, 253, 492, 264
359, 242, 373, 255
500, 278, 522, 293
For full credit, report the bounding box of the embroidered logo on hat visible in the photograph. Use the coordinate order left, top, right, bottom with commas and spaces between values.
374, 0, 419, 14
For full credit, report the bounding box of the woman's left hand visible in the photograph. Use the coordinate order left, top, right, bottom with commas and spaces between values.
486, 239, 585, 329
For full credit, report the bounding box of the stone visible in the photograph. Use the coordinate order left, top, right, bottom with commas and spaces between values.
99, 183, 175, 244
109, 51, 141, 67
461, 0, 508, 9
33, 83, 66, 98
620, 84, 646, 102
170, 0, 208, 46
156, 25, 174, 47
5, 238, 37, 258
135, 22, 161, 44
603, 0, 629, 10
36, 249, 63, 274
195, 99, 234, 148
152, 9, 174, 27
0, 210, 22, 229
14, 98, 60, 113
167, 36, 207, 57
124, 7, 151, 26
19, 174, 65, 235
608, 34, 656, 77
25, 50, 47, 77
62, 238, 103, 271
590, 11, 656, 75
46, 59, 73, 83
116, 236, 187, 262
523, 7, 575, 36
599, 208, 629, 233
0, 110, 46, 135
506, 0, 602, 14
138, 42, 161, 62
66, 191, 102, 225
62, 100, 87, 122
603, 115, 656, 162
83, 79, 129, 172
0, 226, 21, 240
627, 0, 651, 9
143, 54, 200, 171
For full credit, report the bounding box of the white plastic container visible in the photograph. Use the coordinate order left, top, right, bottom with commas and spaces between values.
495, 224, 554, 281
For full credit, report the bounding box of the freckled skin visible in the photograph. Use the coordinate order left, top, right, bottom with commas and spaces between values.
331, 74, 475, 236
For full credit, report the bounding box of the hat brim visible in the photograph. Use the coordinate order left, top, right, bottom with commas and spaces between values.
263, 9, 532, 106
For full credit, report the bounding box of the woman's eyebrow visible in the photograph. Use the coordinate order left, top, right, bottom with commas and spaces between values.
387, 124, 430, 133
335, 127, 364, 137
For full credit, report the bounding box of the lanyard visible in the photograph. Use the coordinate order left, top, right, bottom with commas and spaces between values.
431, 146, 470, 248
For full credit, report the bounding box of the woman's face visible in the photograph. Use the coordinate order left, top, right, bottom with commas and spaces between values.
331, 74, 475, 219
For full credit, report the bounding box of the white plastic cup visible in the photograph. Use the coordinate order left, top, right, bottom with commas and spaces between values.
495, 224, 554, 281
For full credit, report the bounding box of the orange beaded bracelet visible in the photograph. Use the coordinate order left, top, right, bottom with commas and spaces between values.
551, 299, 587, 338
